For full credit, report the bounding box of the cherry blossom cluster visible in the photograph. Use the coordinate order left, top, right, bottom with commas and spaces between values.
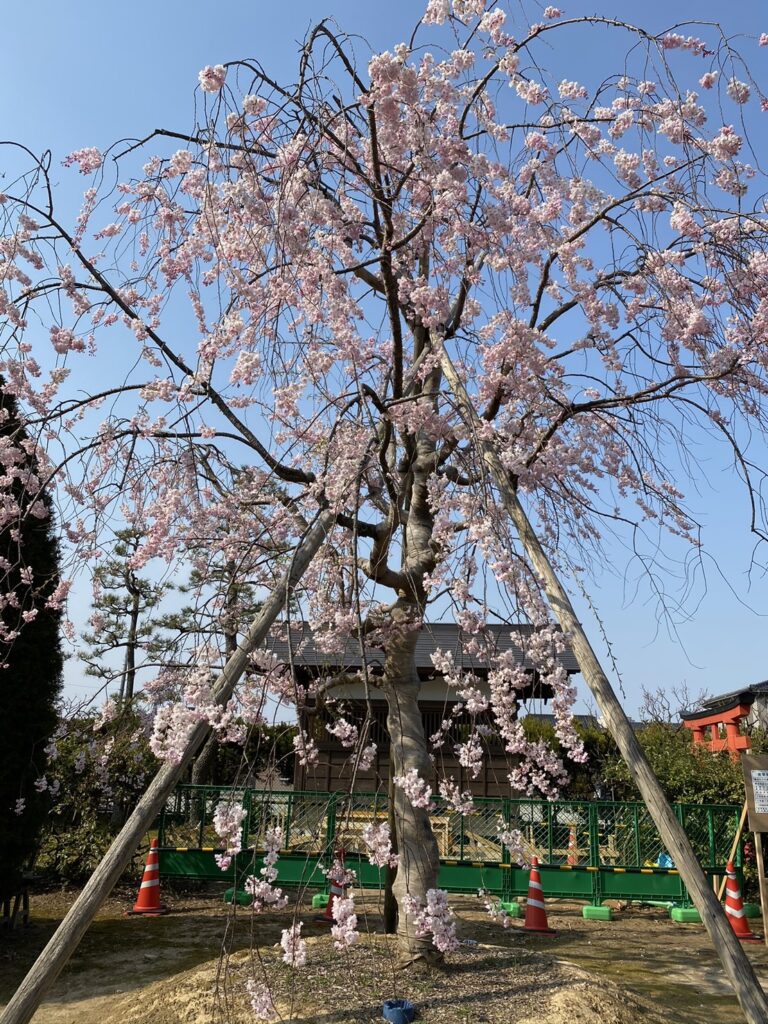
326, 717, 358, 748
438, 778, 475, 816
479, 889, 512, 929
357, 743, 377, 771
402, 889, 459, 953
361, 822, 399, 869
393, 768, 434, 810
331, 895, 360, 951
325, 855, 357, 889
498, 824, 526, 865
292, 731, 319, 767
61, 147, 103, 174
280, 921, 307, 967
198, 64, 226, 93
212, 800, 247, 871
245, 980, 276, 1021
244, 826, 288, 912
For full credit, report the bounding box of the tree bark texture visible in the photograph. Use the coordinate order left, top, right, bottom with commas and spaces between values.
380, 612, 441, 965
0, 510, 335, 1024
441, 350, 768, 1024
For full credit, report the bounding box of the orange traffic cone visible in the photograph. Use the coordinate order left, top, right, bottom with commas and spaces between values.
524, 856, 556, 935
127, 838, 168, 916
724, 860, 760, 942
315, 849, 348, 924
567, 825, 578, 866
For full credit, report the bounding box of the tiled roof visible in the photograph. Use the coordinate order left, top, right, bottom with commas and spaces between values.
685, 680, 768, 717
266, 621, 580, 675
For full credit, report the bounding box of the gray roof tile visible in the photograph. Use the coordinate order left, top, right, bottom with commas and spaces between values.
266, 621, 579, 675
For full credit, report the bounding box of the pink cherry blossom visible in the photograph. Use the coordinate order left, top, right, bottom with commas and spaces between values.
402, 889, 459, 953
212, 800, 246, 867
245, 981, 276, 1021
62, 147, 103, 174
727, 77, 751, 104
394, 768, 434, 809
331, 895, 359, 950
198, 64, 226, 93
280, 921, 307, 967
362, 821, 399, 868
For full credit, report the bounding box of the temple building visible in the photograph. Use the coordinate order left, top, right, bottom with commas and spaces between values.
266, 622, 580, 796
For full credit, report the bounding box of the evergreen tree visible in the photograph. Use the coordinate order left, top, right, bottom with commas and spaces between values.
0, 386, 63, 901
79, 529, 169, 703
159, 554, 261, 786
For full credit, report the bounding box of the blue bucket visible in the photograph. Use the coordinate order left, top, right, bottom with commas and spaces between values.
382, 998, 415, 1023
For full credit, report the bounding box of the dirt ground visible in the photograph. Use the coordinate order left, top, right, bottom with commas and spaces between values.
2, 884, 768, 1023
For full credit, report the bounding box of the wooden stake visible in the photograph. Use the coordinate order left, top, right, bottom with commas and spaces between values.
441, 351, 768, 1024
0, 511, 335, 1024
718, 802, 749, 903
754, 834, 768, 948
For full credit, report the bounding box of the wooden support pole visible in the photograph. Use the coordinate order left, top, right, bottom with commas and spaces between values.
718, 802, 749, 903
0, 511, 335, 1024
753, 834, 768, 949
441, 351, 768, 1024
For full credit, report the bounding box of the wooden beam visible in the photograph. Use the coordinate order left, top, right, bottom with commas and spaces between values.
440, 349, 768, 1024
0, 511, 335, 1024
754, 834, 768, 949
718, 803, 749, 903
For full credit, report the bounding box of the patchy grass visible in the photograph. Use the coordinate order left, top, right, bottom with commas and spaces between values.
3, 886, 768, 1023
104, 935, 674, 1024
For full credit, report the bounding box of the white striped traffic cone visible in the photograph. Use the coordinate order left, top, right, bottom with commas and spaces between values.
524, 856, 556, 935
127, 838, 168, 916
724, 860, 759, 942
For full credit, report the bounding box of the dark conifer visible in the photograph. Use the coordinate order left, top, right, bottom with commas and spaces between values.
0, 385, 63, 900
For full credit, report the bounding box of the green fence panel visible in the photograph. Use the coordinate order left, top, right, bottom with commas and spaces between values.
157, 785, 742, 904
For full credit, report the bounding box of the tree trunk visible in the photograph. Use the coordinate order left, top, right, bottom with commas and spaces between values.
190, 733, 217, 787
191, 577, 238, 793
383, 770, 398, 934
441, 350, 768, 1024
380, 609, 441, 967
122, 587, 140, 702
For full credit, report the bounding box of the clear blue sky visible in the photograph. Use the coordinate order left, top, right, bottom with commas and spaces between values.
3, 1, 768, 717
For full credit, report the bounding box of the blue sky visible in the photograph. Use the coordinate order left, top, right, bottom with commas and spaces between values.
3, 1, 768, 717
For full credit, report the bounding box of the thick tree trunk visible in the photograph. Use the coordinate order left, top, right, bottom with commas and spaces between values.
380, 610, 441, 966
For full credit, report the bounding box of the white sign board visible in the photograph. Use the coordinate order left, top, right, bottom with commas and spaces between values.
742, 755, 768, 832
753, 771, 768, 815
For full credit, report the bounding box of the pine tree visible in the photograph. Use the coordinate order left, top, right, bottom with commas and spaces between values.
159, 556, 260, 786
0, 385, 63, 902
79, 529, 169, 703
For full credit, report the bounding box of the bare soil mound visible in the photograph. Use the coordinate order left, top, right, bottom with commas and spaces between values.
103, 935, 673, 1024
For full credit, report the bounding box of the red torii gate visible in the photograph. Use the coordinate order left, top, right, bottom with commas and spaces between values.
681, 699, 751, 761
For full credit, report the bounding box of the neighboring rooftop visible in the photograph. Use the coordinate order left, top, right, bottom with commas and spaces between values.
681, 680, 768, 720
524, 712, 643, 731
266, 621, 580, 676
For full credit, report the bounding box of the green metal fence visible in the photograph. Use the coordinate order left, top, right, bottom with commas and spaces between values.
157, 785, 742, 906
